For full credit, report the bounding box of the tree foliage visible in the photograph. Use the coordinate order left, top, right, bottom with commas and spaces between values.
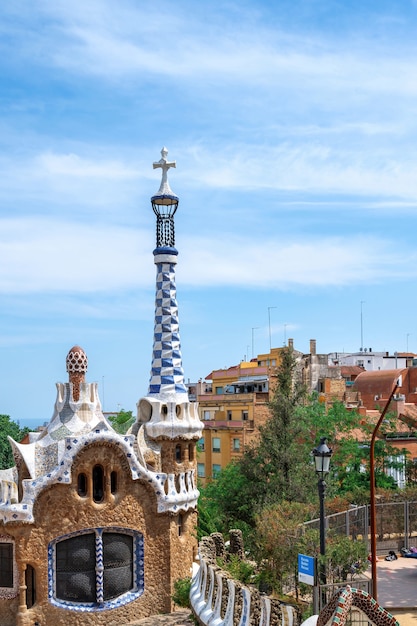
198, 347, 405, 535
108, 409, 134, 434
0, 415, 30, 470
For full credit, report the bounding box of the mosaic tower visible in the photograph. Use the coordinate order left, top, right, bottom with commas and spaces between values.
137, 148, 202, 443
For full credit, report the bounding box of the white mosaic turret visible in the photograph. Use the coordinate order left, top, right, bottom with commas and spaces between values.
137, 148, 203, 441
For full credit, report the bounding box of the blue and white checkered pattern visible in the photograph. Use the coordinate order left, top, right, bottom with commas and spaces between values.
148, 252, 187, 396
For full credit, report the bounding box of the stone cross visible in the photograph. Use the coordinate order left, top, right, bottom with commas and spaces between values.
153, 147, 176, 195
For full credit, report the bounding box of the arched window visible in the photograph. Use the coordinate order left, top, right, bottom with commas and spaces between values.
178, 514, 183, 537
92, 465, 104, 503
188, 443, 194, 461
110, 471, 117, 494
175, 444, 182, 462
77, 473, 87, 497
25, 565, 36, 608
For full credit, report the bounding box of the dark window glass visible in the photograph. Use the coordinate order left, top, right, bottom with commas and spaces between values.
56, 534, 96, 602
0, 543, 13, 587
110, 471, 117, 494
92, 465, 104, 503
103, 533, 133, 600
77, 473, 87, 497
54, 531, 135, 605
26, 565, 36, 608
175, 445, 182, 462
188, 443, 194, 461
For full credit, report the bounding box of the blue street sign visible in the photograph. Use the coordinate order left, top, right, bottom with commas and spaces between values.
298, 553, 315, 586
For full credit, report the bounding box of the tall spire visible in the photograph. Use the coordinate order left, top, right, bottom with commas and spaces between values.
148, 148, 187, 398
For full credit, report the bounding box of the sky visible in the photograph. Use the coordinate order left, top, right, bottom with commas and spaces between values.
1, 0, 417, 428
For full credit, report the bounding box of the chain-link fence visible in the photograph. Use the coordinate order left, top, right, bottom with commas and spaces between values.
304, 500, 417, 556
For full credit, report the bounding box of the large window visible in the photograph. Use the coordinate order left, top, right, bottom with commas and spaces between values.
212, 437, 221, 453
50, 528, 144, 611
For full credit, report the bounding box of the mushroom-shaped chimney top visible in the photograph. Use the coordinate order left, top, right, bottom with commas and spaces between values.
66, 345, 88, 375
66, 346, 88, 401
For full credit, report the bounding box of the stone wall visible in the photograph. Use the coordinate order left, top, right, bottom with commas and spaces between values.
0, 442, 198, 626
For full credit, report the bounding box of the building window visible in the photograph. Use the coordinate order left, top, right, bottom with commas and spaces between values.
175, 444, 182, 462
0, 543, 13, 588
110, 471, 117, 494
198, 437, 205, 451
77, 473, 87, 497
26, 565, 36, 608
203, 410, 211, 421
233, 438, 240, 451
215, 387, 224, 395
50, 528, 144, 611
227, 410, 232, 420
242, 410, 248, 421
212, 464, 221, 478
188, 443, 195, 461
178, 514, 184, 537
92, 465, 104, 503
197, 463, 205, 478
212, 437, 221, 453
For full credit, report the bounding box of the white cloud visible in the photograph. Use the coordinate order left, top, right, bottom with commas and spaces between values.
179, 234, 414, 288
35, 152, 139, 179
180, 143, 417, 201
0, 218, 153, 293
0, 218, 412, 297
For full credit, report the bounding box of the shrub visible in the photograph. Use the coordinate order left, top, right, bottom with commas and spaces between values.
172, 577, 191, 608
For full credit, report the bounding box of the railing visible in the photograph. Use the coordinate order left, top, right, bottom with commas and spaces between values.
303, 501, 417, 556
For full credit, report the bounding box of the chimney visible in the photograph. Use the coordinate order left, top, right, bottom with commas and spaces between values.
288, 338, 294, 350
310, 339, 316, 355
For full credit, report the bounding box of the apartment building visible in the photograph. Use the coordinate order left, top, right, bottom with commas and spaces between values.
196, 341, 351, 482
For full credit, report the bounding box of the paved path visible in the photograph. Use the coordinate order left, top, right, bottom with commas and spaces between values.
366, 557, 417, 626
375, 556, 417, 609
126, 609, 195, 625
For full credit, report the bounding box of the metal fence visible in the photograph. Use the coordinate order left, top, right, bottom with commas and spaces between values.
304, 500, 417, 556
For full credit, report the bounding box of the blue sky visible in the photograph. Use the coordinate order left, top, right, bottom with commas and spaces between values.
1, 0, 417, 428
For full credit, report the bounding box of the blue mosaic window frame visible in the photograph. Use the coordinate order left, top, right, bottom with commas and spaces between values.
48, 527, 144, 612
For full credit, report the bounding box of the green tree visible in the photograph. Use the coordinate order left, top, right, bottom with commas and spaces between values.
237, 347, 315, 512
109, 409, 134, 434
0, 415, 29, 470
198, 348, 405, 536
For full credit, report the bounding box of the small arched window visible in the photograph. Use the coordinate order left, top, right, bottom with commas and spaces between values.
178, 514, 183, 537
175, 444, 182, 462
25, 565, 36, 608
77, 473, 87, 497
110, 471, 117, 494
92, 465, 104, 503
188, 443, 194, 462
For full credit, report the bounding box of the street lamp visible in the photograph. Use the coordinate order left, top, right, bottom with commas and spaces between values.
312, 437, 333, 607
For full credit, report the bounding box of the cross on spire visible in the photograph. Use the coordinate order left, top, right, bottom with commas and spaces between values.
153, 147, 176, 196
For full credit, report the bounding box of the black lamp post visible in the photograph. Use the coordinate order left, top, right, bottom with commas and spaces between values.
312, 437, 333, 606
